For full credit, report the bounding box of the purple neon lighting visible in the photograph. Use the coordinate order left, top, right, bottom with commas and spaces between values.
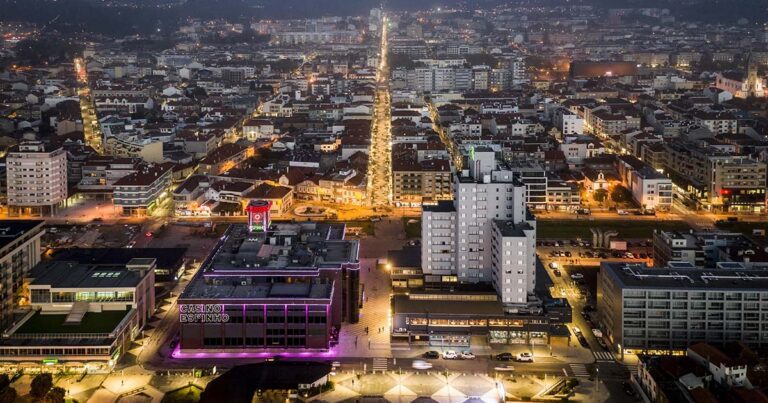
170, 344, 339, 359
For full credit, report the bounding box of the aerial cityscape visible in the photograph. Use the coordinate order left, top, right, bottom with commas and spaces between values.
1, 0, 768, 402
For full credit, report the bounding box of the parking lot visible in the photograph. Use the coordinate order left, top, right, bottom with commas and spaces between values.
43, 222, 142, 250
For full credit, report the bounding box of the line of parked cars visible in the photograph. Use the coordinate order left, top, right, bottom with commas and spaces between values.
494, 352, 534, 362
422, 350, 475, 360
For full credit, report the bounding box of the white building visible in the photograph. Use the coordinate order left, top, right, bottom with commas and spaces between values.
6, 141, 68, 216
421, 147, 537, 310
553, 107, 585, 136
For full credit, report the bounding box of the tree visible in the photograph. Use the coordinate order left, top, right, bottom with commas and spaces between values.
44, 386, 66, 403
0, 374, 9, 391
593, 189, 608, 203
30, 373, 53, 399
0, 387, 16, 403
611, 185, 633, 204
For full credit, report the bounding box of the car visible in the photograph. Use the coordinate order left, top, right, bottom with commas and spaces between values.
570, 273, 584, 280
442, 350, 458, 359
126, 241, 136, 248
549, 262, 559, 269
577, 334, 590, 347
553, 269, 561, 277
516, 352, 534, 362
598, 252, 608, 259
423, 351, 440, 359
617, 210, 629, 215
572, 326, 582, 335
145, 231, 154, 237
370, 216, 382, 222
564, 251, 572, 257
460, 351, 476, 360
495, 352, 514, 361
412, 360, 433, 370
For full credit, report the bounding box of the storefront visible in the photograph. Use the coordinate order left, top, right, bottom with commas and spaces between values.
393, 294, 569, 347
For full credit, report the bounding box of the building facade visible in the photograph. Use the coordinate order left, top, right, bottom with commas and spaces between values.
597, 262, 768, 356
6, 142, 68, 216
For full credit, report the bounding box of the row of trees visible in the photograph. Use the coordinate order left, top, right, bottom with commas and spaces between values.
0, 373, 67, 403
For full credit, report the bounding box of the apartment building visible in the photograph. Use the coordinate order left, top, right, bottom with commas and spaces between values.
553, 108, 585, 136
421, 147, 536, 310
615, 155, 673, 211
6, 141, 68, 216
392, 158, 452, 206
597, 262, 768, 355
0, 221, 45, 327
664, 141, 767, 212
113, 163, 174, 216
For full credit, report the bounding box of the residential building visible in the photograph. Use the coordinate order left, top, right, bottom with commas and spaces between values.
597, 262, 768, 355
113, 163, 174, 216
0, 221, 45, 326
6, 141, 68, 216
421, 147, 537, 311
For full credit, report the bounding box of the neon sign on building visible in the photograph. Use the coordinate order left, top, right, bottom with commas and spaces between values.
246, 200, 272, 233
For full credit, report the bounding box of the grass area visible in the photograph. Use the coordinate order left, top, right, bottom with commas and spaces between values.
537, 219, 692, 240
16, 310, 129, 334
403, 218, 421, 239
714, 221, 768, 238
161, 385, 203, 403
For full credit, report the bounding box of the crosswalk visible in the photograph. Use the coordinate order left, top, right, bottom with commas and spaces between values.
372, 357, 388, 373
569, 363, 589, 378
593, 351, 615, 362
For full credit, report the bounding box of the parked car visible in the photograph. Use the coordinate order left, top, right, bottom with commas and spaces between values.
495, 352, 514, 361
423, 351, 440, 359
577, 334, 590, 347
553, 269, 561, 277
460, 351, 476, 360
617, 210, 629, 215
549, 262, 559, 269
570, 273, 584, 280
442, 350, 458, 359
516, 352, 534, 362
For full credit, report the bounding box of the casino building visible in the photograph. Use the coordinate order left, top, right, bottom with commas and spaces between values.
176, 204, 360, 353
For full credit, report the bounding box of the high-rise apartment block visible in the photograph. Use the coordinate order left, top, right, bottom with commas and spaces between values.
422, 147, 537, 310
6, 141, 68, 216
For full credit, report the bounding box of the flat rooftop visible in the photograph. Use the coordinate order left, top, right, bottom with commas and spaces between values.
15, 309, 130, 335
204, 223, 358, 272
180, 280, 332, 301
0, 220, 45, 251
493, 219, 534, 237
393, 294, 505, 316
29, 261, 150, 289
603, 262, 768, 290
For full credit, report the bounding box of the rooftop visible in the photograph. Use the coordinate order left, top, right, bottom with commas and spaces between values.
29, 261, 153, 289
0, 220, 45, 251
15, 309, 130, 335
603, 262, 768, 290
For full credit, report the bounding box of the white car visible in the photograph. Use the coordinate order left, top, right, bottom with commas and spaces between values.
442, 350, 459, 359
572, 326, 582, 335
570, 273, 584, 280
516, 352, 534, 362
549, 262, 559, 269
460, 351, 476, 360
412, 360, 433, 370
